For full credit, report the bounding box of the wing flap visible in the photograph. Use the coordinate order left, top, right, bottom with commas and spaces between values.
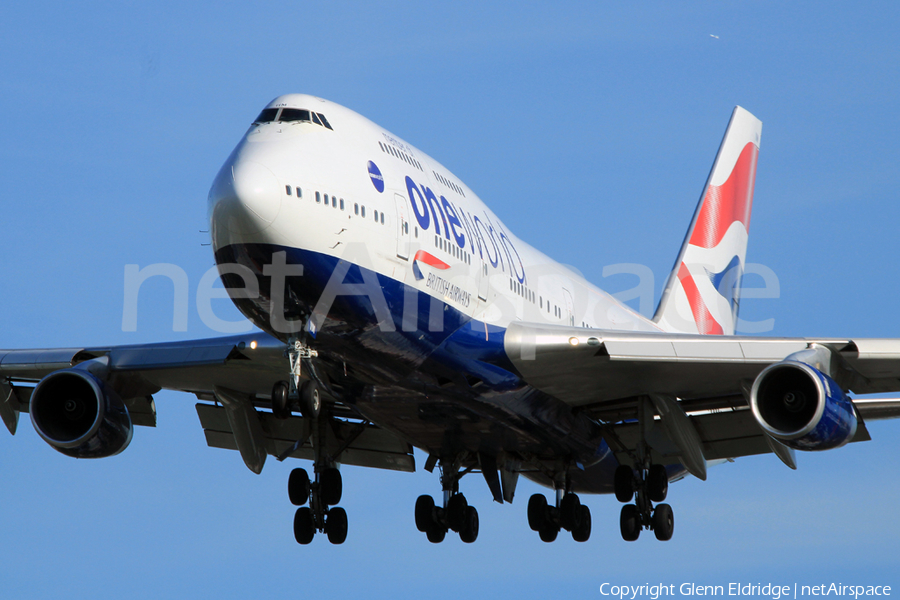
607, 406, 872, 466
196, 403, 416, 473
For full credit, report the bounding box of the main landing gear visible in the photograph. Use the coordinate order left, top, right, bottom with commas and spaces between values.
289, 465, 348, 545
614, 463, 674, 541
278, 337, 348, 545
415, 456, 480, 543
527, 483, 592, 543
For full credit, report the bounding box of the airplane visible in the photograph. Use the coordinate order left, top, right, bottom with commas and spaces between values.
3, 94, 900, 546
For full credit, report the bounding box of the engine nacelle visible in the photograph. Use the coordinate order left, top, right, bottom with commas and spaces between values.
749, 361, 857, 451
30, 369, 133, 459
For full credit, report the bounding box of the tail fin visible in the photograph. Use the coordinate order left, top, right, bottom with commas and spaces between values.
653, 106, 762, 336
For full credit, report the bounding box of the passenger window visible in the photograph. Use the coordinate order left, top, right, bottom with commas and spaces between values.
316, 191, 321, 203
355, 203, 359, 215
380, 213, 384, 224
361, 206, 366, 218
332, 197, 337, 208
285, 185, 292, 196
324, 194, 329, 205
296, 187, 302, 198
340, 198, 344, 210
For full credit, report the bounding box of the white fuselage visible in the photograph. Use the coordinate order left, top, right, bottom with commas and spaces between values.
209, 94, 659, 338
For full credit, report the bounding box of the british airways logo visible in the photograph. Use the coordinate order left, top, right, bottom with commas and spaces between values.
404, 176, 527, 284
368, 161, 384, 193
412, 250, 449, 280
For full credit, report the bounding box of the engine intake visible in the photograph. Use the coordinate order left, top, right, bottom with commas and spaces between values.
750, 361, 857, 451
30, 369, 133, 459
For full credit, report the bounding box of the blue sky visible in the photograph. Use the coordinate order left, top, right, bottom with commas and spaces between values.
2, 1, 900, 598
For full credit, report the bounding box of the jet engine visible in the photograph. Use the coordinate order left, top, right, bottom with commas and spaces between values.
30, 369, 133, 459
749, 360, 857, 451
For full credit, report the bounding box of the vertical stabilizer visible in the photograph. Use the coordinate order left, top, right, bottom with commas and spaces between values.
653, 106, 762, 335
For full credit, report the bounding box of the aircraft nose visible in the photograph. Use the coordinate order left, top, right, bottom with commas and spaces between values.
208, 158, 282, 237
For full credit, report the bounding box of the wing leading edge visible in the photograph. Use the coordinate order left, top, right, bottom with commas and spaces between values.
0, 333, 415, 473
504, 321, 900, 469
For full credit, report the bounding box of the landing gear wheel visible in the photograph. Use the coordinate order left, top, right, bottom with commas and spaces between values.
652, 503, 674, 541
459, 506, 479, 543
447, 493, 468, 532
293, 507, 315, 544
572, 505, 592, 542
527, 494, 548, 531
299, 380, 321, 419
415, 495, 435, 532
425, 521, 446, 543
648, 464, 668, 502
560, 493, 581, 531
288, 468, 310, 506
538, 522, 559, 543
325, 507, 348, 544
614, 465, 634, 502
271, 380, 291, 419
320, 467, 342, 506
620, 504, 641, 542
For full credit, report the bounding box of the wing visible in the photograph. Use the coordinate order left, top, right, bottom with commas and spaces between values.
503, 322, 900, 472
0, 333, 414, 474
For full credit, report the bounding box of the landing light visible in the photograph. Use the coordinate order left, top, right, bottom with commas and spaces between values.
250, 340, 258, 350
568, 337, 579, 347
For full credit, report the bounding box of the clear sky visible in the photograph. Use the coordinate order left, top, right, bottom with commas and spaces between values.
2, 2, 900, 598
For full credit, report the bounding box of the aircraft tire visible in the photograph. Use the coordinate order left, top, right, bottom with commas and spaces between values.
527, 494, 547, 531
325, 507, 348, 545
560, 493, 581, 531
288, 468, 310, 506
652, 503, 674, 541
299, 380, 321, 419
271, 381, 291, 419
294, 507, 315, 544
320, 467, 342, 506
415, 495, 435, 532
572, 505, 591, 542
459, 506, 479, 543
614, 465, 634, 503
648, 464, 668, 502
426, 521, 446, 543
538, 522, 559, 543
620, 504, 641, 541
447, 493, 468, 532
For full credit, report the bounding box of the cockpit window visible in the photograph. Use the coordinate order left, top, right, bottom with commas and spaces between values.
280, 108, 311, 122
254, 108, 279, 123
317, 113, 333, 130
253, 106, 334, 130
